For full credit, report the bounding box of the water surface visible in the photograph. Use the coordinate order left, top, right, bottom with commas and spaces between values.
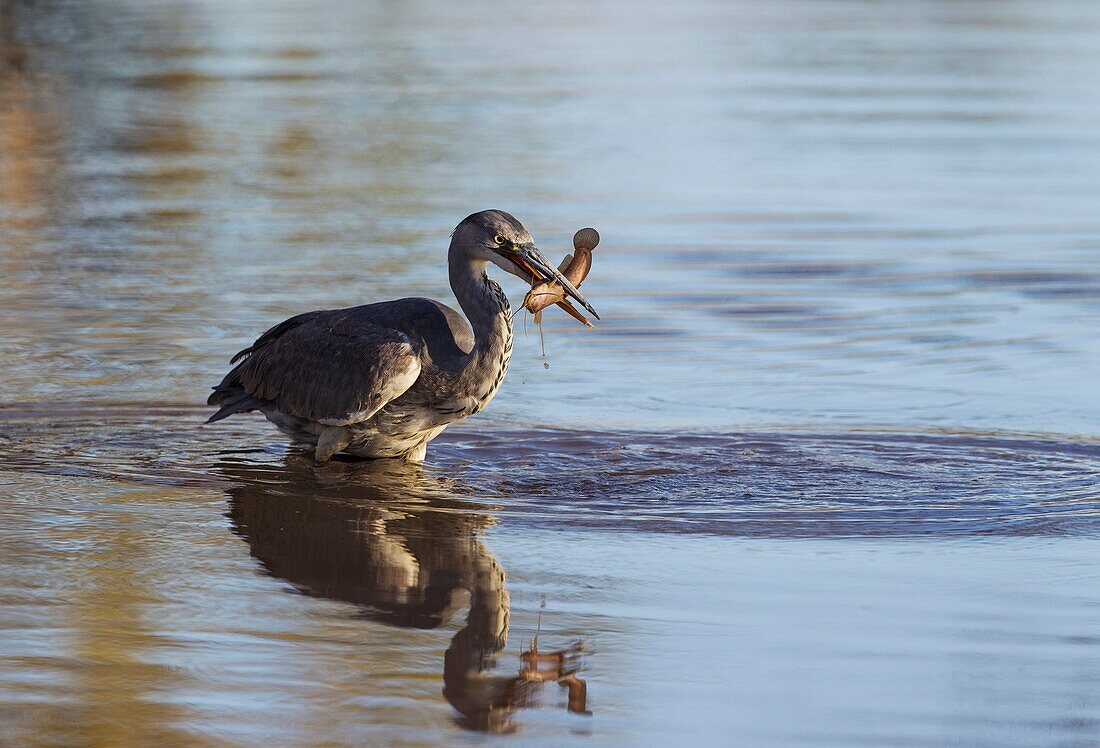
2, 0, 1100, 744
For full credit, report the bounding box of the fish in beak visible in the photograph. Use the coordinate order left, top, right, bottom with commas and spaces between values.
505, 242, 600, 320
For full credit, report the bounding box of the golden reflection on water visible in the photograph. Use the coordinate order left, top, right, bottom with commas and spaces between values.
0, 7, 56, 240
64, 509, 193, 745
0, 456, 593, 742
0, 483, 200, 745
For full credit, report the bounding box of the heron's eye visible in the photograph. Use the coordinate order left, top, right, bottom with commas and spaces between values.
493, 234, 506, 246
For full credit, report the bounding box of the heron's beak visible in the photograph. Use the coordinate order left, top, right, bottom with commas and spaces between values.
509, 242, 600, 320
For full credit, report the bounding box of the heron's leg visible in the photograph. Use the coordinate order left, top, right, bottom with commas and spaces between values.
404, 442, 428, 463
315, 427, 352, 462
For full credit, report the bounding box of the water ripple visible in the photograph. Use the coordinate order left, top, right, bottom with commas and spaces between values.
1, 402, 1096, 538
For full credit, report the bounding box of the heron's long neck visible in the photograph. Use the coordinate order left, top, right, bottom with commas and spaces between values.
449, 256, 514, 385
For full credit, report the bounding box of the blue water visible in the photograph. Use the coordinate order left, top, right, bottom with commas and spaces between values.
2, 0, 1100, 743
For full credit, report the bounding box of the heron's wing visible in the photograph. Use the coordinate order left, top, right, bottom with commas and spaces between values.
212, 309, 421, 425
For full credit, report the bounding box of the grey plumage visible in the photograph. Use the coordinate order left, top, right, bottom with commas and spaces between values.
206, 210, 597, 462
211, 307, 421, 424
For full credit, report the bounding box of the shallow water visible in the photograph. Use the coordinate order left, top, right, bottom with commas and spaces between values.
2, 0, 1100, 744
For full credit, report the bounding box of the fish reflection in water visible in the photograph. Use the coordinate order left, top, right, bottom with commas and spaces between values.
220, 456, 589, 732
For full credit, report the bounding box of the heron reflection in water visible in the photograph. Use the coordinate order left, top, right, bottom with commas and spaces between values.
208, 210, 598, 462
221, 457, 589, 732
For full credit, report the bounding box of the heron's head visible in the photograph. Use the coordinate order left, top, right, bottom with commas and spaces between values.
450, 209, 598, 318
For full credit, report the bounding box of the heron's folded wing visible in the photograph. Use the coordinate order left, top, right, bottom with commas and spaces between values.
228, 312, 422, 425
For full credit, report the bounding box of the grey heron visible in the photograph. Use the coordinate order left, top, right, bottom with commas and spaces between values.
207, 210, 598, 462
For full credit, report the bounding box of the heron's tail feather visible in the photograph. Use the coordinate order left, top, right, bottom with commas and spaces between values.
206, 386, 265, 423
